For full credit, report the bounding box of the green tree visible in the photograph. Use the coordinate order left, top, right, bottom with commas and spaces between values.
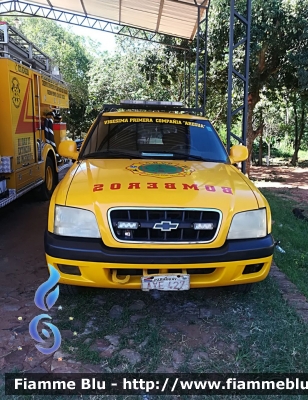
280, 13, 308, 165
87, 37, 184, 110
206, 0, 308, 174
288, 95, 308, 165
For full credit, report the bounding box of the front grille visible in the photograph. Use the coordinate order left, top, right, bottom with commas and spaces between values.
108, 208, 222, 244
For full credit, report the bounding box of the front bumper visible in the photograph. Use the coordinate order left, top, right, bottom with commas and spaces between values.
45, 231, 274, 289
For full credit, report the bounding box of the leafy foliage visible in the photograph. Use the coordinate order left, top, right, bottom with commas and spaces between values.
204, 0, 308, 172
87, 37, 184, 111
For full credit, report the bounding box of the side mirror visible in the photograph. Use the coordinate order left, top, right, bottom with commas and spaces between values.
58, 141, 79, 160
229, 145, 248, 164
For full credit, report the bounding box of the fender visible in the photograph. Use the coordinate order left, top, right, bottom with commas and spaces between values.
41, 144, 58, 170
37, 143, 58, 184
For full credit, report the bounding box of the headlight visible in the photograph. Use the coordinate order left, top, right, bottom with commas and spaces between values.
54, 205, 100, 238
227, 209, 267, 239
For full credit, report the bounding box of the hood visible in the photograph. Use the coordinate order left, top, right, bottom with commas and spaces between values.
65, 159, 258, 213
60, 159, 261, 248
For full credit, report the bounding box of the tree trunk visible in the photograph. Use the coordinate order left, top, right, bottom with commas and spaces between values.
291, 144, 300, 166
291, 100, 299, 166
258, 129, 263, 166
291, 100, 306, 166
246, 104, 254, 176
245, 42, 272, 176
245, 93, 263, 176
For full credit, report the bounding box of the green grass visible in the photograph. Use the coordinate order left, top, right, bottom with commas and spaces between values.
268, 147, 308, 160
261, 189, 308, 299
3, 278, 308, 400
3, 278, 308, 399
49, 288, 166, 370
298, 149, 308, 161
47, 278, 308, 374
251, 147, 308, 167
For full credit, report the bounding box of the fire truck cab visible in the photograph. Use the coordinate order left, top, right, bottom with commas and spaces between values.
0, 22, 69, 207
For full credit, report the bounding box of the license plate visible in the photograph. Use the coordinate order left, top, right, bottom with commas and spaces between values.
141, 274, 190, 291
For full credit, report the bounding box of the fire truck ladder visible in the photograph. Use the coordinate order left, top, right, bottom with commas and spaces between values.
0, 22, 50, 70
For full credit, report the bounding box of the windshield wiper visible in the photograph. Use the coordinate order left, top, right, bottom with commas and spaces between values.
142, 151, 213, 162
81, 150, 143, 159
170, 152, 224, 162
82, 150, 222, 163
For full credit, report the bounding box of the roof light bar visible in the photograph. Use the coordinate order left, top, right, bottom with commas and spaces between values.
120, 100, 183, 107
102, 101, 200, 113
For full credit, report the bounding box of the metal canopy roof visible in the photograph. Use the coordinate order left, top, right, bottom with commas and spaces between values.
11, 0, 209, 41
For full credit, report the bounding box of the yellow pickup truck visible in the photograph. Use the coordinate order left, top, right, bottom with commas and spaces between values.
44, 100, 274, 295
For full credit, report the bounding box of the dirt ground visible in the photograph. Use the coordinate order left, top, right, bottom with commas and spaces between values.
249, 165, 308, 207
1, 165, 308, 377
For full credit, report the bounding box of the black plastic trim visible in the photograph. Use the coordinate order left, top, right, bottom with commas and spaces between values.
45, 231, 275, 264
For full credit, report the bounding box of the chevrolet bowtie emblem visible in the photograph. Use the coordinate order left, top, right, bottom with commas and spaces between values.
153, 221, 179, 232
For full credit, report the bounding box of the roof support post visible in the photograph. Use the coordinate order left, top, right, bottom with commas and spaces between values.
184, 50, 193, 108
195, 4, 209, 116
227, 0, 252, 174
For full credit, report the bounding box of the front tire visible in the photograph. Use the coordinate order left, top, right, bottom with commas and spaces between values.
229, 283, 254, 294
38, 156, 56, 200
59, 284, 83, 296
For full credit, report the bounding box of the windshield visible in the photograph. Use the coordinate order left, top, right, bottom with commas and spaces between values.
80, 115, 229, 163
